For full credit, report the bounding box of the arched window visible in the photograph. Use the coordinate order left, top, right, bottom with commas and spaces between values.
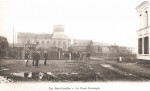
58, 41, 61, 46
63, 41, 66, 46
53, 40, 56, 46
145, 11, 148, 27
63, 41, 67, 50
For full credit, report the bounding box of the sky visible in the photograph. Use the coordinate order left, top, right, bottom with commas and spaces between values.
0, 0, 145, 48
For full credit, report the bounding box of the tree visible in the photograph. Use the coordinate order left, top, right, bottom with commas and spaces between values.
86, 40, 94, 53
0, 37, 9, 58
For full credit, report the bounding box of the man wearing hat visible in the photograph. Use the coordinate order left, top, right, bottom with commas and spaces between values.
35, 50, 40, 67
43, 51, 48, 66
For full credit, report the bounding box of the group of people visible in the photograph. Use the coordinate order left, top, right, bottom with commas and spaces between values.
25, 50, 48, 67
70, 52, 91, 63
25, 50, 91, 67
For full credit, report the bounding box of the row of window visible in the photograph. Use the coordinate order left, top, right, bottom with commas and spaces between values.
26, 40, 67, 46
138, 36, 149, 54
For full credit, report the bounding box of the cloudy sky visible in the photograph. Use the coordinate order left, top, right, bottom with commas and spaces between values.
0, 0, 145, 48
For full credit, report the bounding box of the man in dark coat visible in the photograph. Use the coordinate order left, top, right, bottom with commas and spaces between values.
25, 51, 30, 66
43, 51, 48, 66
32, 50, 36, 66
86, 52, 91, 61
76, 52, 80, 63
35, 51, 40, 67
73, 52, 76, 63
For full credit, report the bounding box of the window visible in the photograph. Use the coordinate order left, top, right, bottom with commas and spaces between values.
139, 14, 142, 28
145, 11, 148, 13
138, 38, 142, 54
58, 41, 61, 46
63, 45, 66, 50
53, 40, 56, 46
145, 11, 148, 27
144, 37, 149, 54
63, 41, 66, 46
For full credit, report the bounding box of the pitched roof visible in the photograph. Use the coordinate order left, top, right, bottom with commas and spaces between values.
136, 1, 149, 10
9, 43, 24, 47
72, 39, 91, 46
17, 32, 52, 39
72, 39, 111, 46
52, 32, 70, 39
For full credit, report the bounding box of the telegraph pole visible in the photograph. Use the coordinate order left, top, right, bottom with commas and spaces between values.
13, 26, 14, 48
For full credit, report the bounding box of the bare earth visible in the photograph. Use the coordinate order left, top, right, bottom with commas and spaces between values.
0, 58, 150, 82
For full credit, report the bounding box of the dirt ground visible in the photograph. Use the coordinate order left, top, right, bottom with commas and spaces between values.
0, 58, 150, 82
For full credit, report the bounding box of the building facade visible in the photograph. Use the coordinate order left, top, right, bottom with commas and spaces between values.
136, 1, 150, 60
52, 25, 70, 51
70, 39, 110, 54
17, 25, 70, 51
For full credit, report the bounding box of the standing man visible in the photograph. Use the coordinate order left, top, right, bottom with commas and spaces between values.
69, 52, 72, 61
62, 52, 65, 59
43, 51, 48, 66
35, 50, 40, 67
25, 51, 30, 66
73, 52, 76, 63
32, 50, 36, 66
82, 52, 86, 62
76, 52, 80, 63
86, 52, 91, 61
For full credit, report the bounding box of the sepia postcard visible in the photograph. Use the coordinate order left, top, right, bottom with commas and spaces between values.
0, 0, 150, 91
